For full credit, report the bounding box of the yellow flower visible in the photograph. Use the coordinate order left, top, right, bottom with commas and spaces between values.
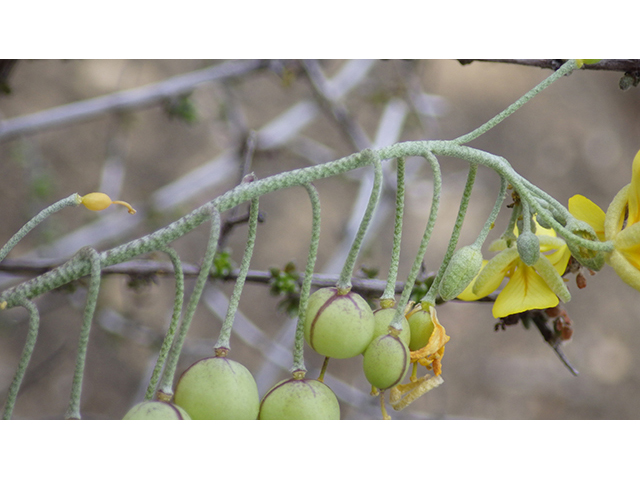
458, 222, 571, 318
569, 149, 640, 291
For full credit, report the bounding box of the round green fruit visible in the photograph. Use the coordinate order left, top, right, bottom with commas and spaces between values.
407, 309, 434, 351
259, 378, 340, 420
123, 401, 191, 420
372, 307, 411, 346
304, 287, 375, 359
363, 334, 410, 390
174, 357, 260, 420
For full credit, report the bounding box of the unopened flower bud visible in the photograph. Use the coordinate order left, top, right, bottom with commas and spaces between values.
80, 192, 136, 215
516, 231, 540, 266
565, 219, 605, 271
438, 245, 483, 301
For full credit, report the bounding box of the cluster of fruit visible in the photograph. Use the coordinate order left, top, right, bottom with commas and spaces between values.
123, 287, 437, 420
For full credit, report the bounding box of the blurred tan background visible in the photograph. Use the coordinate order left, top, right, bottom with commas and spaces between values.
1, 59, 639, 420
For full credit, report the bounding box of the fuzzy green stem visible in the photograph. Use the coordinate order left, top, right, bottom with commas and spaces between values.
337, 152, 383, 292
157, 207, 221, 398
145, 245, 184, 401
521, 200, 533, 234
214, 197, 260, 351
381, 158, 405, 303
473, 176, 509, 248
2, 298, 39, 420
292, 184, 321, 373
65, 247, 101, 420
0, 140, 611, 310
422, 163, 478, 306
453, 60, 579, 145
389, 151, 442, 330
0, 193, 81, 264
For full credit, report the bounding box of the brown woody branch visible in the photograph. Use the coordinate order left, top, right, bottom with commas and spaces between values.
458, 59, 640, 72
0, 257, 497, 302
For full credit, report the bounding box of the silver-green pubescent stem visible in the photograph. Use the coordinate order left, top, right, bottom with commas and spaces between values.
292, 183, 322, 373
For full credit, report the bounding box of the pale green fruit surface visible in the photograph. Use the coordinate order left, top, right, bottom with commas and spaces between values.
304, 287, 375, 359
407, 309, 435, 351
363, 335, 410, 390
123, 401, 191, 420
174, 357, 259, 420
372, 308, 411, 346
259, 378, 340, 420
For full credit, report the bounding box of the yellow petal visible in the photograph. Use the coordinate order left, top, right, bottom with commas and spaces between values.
457, 259, 488, 301
568, 194, 606, 241
629, 149, 640, 225
534, 254, 571, 303
492, 262, 560, 318
537, 235, 566, 253
607, 249, 640, 292
605, 185, 629, 240
544, 243, 572, 276
533, 221, 557, 238
472, 248, 519, 298
614, 221, 640, 254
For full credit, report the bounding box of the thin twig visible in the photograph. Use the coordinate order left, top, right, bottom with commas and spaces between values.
529, 311, 579, 376
0, 60, 267, 142
301, 59, 371, 151
458, 59, 640, 73
0, 257, 498, 303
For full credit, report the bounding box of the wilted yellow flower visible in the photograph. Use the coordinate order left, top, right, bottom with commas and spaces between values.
388, 305, 448, 411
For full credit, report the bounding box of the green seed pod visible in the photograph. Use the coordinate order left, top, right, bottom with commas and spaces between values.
259, 378, 340, 420
407, 309, 435, 351
438, 245, 483, 301
372, 308, 411, 347
123, 401, 191, 420
304, 287, 375, 359
516, 231, 540, 266
565, 219, 606, 271
362, 334, 410, 390
174, 357, 260, 420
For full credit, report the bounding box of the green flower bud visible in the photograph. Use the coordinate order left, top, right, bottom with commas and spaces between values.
516, 231, 540, 266
565, 219, 606, 271
438, 245, 483, 301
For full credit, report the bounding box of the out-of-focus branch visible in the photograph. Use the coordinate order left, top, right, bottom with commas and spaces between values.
0, 257, 500, 304
0, 59, 268, 142
458, 59, 640, 72
301, 59, 371, 151
0, 257, 389, 294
